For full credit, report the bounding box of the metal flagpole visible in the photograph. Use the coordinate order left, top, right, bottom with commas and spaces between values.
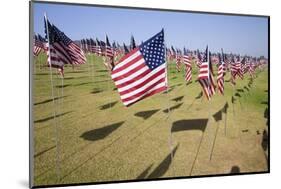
105, 34, 112, 111
44, 13, 60, 181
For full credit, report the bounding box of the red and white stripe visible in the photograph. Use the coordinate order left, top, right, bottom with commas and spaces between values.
198, 61, 215, 100
111, 48, 167, 106
183, 55, 192, 82
176, 55, 181, 72
217, 63, 224, 95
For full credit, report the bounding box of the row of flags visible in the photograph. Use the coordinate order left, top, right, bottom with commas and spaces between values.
33, 16, 267, 106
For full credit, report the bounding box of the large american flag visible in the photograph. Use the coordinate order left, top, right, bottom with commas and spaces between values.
111, 29, 167, 106
198, 46, 216, 100
183, 49, 192, 82
44, 15, 86, 70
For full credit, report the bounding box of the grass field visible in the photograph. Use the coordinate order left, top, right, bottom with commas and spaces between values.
32, 53, 269, 186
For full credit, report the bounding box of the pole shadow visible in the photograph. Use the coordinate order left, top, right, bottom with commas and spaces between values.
34, 95, 68, 106
34, 145, 56, 158
80, 121, 124, 141
34, 111, 73, 123
134, 109, 160, 120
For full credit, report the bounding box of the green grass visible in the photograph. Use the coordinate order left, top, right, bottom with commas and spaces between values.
32, 53, 268, 186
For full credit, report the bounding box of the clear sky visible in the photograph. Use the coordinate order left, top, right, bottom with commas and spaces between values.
33, 2, 268, 58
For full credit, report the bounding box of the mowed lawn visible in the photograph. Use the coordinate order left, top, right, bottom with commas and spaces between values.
32, 53, 269, 186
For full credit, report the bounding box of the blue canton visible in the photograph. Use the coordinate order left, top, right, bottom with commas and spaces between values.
139, 30, 165, 70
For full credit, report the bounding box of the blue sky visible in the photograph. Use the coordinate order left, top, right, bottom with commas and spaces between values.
33, 2, 268, 58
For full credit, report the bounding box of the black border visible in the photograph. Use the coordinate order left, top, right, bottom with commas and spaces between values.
29, 1, 270, 188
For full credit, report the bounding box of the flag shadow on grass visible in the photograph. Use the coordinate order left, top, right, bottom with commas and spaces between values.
99, 101, 118, 110
163, 103, 183, 113
91, 88, 103, 94
147, 144, 179, 179
135, 109, 160, 120
236, 89, 244, 93
171, 119, 208, 133
195, 91, 203, 99
73, 82, 92, 86
234, 92, 242, 98
96, 70, 108, 72
80, 121, 124, 141
261, 101, 268, 105
261, 130, 268, 151
230, 166, 240, 173
163, 87, 175, 94
56, 84, 71, 88
33, 95, 68, 106
34, 111, 73, 123
213, 110, 223, 122
244, 86, 250, 92
171, 96, 184, 102
136, 164, 154, 180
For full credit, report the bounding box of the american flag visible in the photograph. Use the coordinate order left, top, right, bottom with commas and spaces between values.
176, 49, 182, 72
44, 16, 86, 71
230, 55, 240, 85
33, 34, 46, 56
171, 46, 176, 60
111, 29, 167, 106
195, 49, 202, 68
217, 50, 225, 95
123, 43, 129, 55
183, 48, 192, 82
198, 46, 216, 100
105, 35, 114, 58
130, 35, 137, 50
96, 38, 103, 56
104, 35, 115, 70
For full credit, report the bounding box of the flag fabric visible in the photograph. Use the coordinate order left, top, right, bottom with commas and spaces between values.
130, 35, 137, 50
195, 49, 202, 68
44, 15, 86, 71
171, 46, 176, 60
217, 50, 225, 95
123, 43, 129, 55
111, 29, 167, 106
105, 36, 114, 58
198, 46, 216, 100
176, 49, 182, 72
33, 34, 46, 56
183, 50, 192, 82
104, 35, 115, 70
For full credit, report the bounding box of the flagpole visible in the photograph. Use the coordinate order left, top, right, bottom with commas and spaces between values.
105, 34, 112, 111
44, 13, 60, 181
164, 34, 175, 177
